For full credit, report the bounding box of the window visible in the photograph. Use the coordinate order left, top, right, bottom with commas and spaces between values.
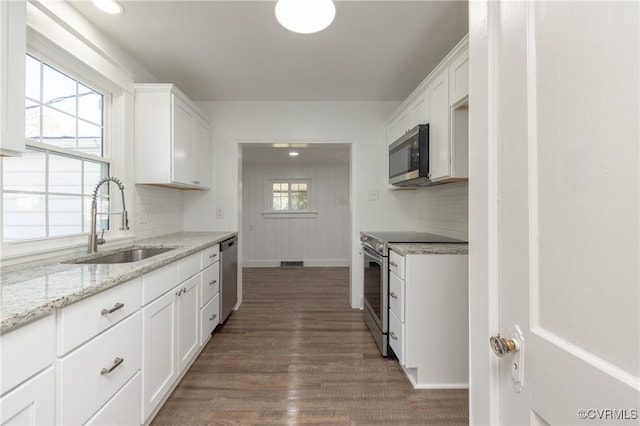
2, 54, 110, 242
271, 181, 309, 212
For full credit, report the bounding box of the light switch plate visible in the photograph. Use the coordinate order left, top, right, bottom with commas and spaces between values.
137, 207, 148, 224
216, 208, 224, 219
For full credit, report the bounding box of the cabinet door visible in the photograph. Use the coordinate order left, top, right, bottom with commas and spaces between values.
449, 48, 469, 106
171, 96, 193, 185
0, 368, 55, 426
0, 0, 26, 157
397, 109, 411, 135
142, 290, 177, 421
194, 117, 211, 188
428, 73, 450, 180
386, 121, 396, 145
410, 91, 428, 127
177, 275, 200, 373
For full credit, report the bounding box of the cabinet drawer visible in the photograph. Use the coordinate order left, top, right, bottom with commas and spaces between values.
389, 310, 405, 365
201, 245, 220, 269
57, 278, 141, 356
389, 271, 405, 321
200, 293, 220, 345
200, 262, 220, 307
142, 261, 179, 305
0, 315, 55, 395
57, 312, 142, 426
85, 373, 141, 426
389, 250, 405, 279
179, 252, 201, 282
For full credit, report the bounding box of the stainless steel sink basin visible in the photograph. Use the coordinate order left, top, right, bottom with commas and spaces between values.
72, 247, 176, 264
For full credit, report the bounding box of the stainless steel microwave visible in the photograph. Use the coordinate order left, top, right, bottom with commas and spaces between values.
388, 124, 430, 187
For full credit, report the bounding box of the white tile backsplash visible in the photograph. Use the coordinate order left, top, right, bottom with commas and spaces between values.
415, 182, 468, 241
134, 186, 184, 240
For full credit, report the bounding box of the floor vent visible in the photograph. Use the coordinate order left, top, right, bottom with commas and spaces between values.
280, 261, 304, 268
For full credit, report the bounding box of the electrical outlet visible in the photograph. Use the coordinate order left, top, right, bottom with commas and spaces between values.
367, 189, 379, 201
137, 207, 148, 224
216, 208, 224, 219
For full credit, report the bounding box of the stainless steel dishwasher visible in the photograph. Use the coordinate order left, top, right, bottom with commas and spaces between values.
220, 236, 238, 323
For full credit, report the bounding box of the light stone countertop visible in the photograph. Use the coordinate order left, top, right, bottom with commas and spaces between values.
0, 232, 236, 334
387, 242, 469, 256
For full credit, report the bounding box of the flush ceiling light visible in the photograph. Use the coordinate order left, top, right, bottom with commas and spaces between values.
275, 0, 336, 34
93, 0, 124, 15
289, 151, 299, 156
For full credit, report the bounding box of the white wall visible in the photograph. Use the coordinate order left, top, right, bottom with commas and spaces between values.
242, 161, 350, 266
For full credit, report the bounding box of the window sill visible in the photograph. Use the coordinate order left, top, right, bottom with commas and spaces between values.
262, 211, 318, 219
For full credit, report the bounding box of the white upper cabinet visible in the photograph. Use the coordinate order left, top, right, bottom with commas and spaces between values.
386, 35, 469, 184
0, 0, 26, 157
134, 84, 211, 189
449, 47, 469, 107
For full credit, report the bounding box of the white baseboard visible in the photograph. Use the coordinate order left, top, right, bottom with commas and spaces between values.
243, 259, 349, 267
401, 365, 469, 389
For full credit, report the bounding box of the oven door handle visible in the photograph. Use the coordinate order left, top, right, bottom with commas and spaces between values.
363, 245, 384, 262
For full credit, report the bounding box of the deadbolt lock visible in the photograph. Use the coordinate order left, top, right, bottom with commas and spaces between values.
490, 333, 519, 358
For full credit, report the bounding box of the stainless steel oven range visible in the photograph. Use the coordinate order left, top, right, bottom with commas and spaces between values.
360, 231, 467, 356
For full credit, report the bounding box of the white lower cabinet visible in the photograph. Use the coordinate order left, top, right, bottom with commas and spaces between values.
85, 373, 141, 426
142, 272, 202, 422
0, 368, 55, 426
389, 250, 469, 389
56, 312, 142, 425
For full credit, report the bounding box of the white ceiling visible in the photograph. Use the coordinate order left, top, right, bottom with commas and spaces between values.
242, 144, 350, 164
69, 0, 468, 102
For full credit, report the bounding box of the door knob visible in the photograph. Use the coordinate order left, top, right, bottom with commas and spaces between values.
490, 333, 519, 357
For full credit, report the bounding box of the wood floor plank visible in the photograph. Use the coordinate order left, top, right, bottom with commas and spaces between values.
151, 267, 468, 425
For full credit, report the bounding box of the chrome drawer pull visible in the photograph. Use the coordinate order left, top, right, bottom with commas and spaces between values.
209, 279, 217, 286
389, 292, 398, 299
101, 302, 124, 316
390, 261, 398, 267
209, 314, 217, 322
100, 357, 124, 375
390, 331, 398, 340
209, 253, 217, 259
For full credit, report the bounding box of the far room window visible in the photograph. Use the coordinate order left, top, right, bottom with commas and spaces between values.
271, 181, 309, 212
2, 54, 110, 242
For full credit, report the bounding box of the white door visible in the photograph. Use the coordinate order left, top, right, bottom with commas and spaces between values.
177, 275, 200, 373
469, 1, 639, 425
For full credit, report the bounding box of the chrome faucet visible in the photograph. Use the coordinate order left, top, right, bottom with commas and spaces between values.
88, 177, 130, 254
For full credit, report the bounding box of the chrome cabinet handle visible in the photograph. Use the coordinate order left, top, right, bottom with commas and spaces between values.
209, 253, 217, 259
209, 314, 217, 322
193, 180, 200, 185
100, 357, 124, 375
389, 292, 398, 299
101, 302, 124, 316
390, 331, 398, 340
209, 280, 217, 286
176, 289, 182, 296
390, 261, 398, 267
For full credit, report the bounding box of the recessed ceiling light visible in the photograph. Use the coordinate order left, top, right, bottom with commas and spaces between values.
275, 0, 336, 34
289, 151, 299, 157
93, 0, 124, 15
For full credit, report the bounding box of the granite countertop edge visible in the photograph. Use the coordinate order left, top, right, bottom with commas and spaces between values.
1, 231, 236, 334
387, 242, 469, 256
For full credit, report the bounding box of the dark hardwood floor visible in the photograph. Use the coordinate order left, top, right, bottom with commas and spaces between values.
151, 267, 468, 425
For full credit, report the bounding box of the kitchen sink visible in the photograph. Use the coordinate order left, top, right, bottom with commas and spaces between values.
70, 247, 176, 264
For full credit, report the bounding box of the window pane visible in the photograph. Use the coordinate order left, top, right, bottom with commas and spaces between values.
290, 192, 308, 210
2, 193, 46, 241
25, 55, 41, 101
49, 195, 82, 236
3, 149, 46, 192
84, 161, 109, 195
78, 121, 103, 156
42, 106, 76, 149
49, 154, 82, 194
25, 100, 40, 140
43, 64, 76, 116
78, 84, 103, 125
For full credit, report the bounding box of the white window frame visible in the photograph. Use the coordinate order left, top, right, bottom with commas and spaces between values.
262, 178, 318, 219
0, 29, 130, 260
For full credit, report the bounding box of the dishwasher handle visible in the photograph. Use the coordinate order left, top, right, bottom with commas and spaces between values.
221, 237, 238, 251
